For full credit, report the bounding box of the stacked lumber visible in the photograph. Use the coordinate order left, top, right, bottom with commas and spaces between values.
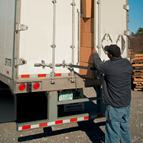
129, 49, 134, 63
131, 54, 143, 91
129, 49, 134, 55
80, 0, 94, 79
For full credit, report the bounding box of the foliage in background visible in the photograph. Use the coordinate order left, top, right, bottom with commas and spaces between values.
130, 27, 143, 54
131, 28, 143, 36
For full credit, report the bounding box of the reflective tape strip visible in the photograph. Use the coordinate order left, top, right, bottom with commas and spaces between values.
31, 124, 39, 129
39, 123, 48, 127
61, 73, 71, 77
38, 74, 46, 77
84, 116, 90, 120
22, 125, 31, 130
55, 73, 61, 77
19, 73, 71, 78
21, 75, 30, 78
55, 120, 63, 124
48, 121, 55, 126
18, 114, 104, 131
63, 119, 70, 124
77, 117, 84, 121
70, 118, 77, 122
19, 127, 22, 131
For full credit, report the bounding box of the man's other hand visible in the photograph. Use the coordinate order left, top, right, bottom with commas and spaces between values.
92, 48, 97, 54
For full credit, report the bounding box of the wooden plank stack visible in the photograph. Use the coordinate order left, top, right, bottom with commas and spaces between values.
130, 54, 143, 91
129, 49, 134, 63
80, 0, 95, 79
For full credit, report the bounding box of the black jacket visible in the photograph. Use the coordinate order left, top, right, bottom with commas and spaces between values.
93, 53, 133, 108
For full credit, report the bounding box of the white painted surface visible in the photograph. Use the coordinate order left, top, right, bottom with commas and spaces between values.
96, 0, 128, 61
18, 0, 80, 76
0, 0, 129, 80
0, 0, 6, 74
0, 0, 15, 78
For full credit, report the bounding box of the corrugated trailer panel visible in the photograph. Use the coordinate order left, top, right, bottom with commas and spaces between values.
0, 0, 15, 79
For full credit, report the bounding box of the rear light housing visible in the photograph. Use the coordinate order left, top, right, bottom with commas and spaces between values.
17, 82, 41, 93
33, 83, 40, 90
32, 82, 41, 91
19, 84, 26, 91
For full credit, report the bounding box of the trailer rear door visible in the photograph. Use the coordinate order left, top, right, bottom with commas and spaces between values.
17, 0, 80, 79
96, 0, 129, 61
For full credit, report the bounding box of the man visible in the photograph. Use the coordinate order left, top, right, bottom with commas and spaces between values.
92, 45, 133, 143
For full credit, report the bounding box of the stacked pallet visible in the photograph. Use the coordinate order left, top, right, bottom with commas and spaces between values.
80, 0, 94, 79
129, 49, 134, 55
131, 54, 143, 91
129, 49, 134, 63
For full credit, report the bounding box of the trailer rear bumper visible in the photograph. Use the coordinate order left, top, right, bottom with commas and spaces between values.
17, 87, 106, 132
17, 112, 105, 131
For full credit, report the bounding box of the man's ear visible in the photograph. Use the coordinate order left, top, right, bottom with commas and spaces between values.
108, 53, 113, 59
110, 54, 113, 58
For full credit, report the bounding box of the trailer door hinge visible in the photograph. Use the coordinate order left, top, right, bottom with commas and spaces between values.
52, 0, 57, 3
123, 4, 129, 11
16, 24, 28, 32
97, 0, 101, 4
124, 30, 130, 36
14, 58, 27, 67
71, 2, 76, 6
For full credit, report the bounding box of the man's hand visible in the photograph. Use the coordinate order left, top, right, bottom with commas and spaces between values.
92, 48, 97, 54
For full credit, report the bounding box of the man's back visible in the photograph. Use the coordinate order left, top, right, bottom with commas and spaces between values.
102, 56, 133, 108
93, 54, 133, 108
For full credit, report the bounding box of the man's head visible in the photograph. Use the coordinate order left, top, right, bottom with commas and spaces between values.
104, 45, 121, 59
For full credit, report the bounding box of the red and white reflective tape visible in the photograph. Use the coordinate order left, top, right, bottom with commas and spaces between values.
18, 113, 104, 131
18, 73, 71, 79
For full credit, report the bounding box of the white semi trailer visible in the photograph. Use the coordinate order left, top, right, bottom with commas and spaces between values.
0, 0, 129, 132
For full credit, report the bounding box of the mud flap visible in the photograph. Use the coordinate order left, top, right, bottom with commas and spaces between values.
0, 83, 17, 123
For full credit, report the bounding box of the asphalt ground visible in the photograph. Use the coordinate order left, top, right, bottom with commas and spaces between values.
0, 88, 143, 143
